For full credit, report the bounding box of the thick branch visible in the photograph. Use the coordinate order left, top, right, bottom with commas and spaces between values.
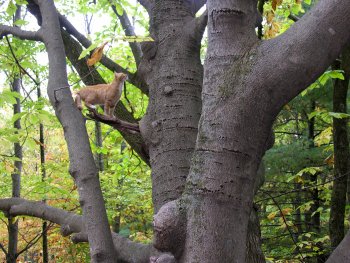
0, 198, 151, 263
87, 109, 140, 133
111, 5, 143, 66
0, 25, 42, 41
256, 0, 350, 113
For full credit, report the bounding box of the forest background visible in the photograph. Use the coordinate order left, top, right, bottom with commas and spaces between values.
0, 0, 349, 262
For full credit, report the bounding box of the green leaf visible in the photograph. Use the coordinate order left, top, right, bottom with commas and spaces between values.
14, 0, 28, 4
328, 112, 350, 119
11, 112, 26, 123
115, 3, 124, 16
6, 0, 17, 16
327, 70, 344, 80
304, 0, 311, 5
14, 19, 27, 26
78, 43, 98, 60
114, 36, 154, 42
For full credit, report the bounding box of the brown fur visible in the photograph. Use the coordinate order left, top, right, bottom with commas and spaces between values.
75, 72, 128, 117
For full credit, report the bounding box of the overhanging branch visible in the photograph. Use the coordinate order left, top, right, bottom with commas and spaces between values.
0, 198, 151, 263
0, 24, 42, 41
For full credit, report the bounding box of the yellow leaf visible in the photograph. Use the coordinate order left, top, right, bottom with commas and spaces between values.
267, 211, 277, 220
294, 175, 304, 184
267, 11, 275, 24
324, 154, 334, 166
284, 104, 291, 111
33, 138, 46, 148
281, 208, 292, 216
87, 42, 108, 66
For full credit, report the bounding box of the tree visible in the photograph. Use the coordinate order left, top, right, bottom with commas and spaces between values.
1, 0, 350, 262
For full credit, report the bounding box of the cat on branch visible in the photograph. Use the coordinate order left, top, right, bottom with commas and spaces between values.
75, 72, 128, 117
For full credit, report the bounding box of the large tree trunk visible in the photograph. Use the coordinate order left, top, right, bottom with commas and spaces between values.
139, 0, 203, 213
329, 46, 350, 249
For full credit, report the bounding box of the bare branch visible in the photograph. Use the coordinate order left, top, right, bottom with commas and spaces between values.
111, 5, 143, 66
0, 198, 83, 235
254, 0, 350, 114
87, 108, 141, 133
0, 198, 151, 263
0, 24, 42, 41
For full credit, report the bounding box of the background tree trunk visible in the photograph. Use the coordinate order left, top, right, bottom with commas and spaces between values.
329, 46, 350, 250
7, 77, 22, 263
37, 85, 48, 263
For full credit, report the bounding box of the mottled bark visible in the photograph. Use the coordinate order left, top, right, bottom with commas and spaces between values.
139, 0, 203, 212
329, 46, 350, 249
180, 0, 350, 262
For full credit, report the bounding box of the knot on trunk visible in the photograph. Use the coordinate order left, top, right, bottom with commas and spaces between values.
153, 200, 186, 258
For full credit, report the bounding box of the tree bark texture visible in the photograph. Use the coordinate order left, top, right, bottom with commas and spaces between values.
329, 46, 350, 250
139, 0, 203, 212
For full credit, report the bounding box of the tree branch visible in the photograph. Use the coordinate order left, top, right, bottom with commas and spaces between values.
0, 24, 42, 41
87, 108, 140, 133
137, 0, 153, 14
0, 198, 151, 263
254, 0, 350, 114
111, 5, 143, 66
5, 36, 40, 86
